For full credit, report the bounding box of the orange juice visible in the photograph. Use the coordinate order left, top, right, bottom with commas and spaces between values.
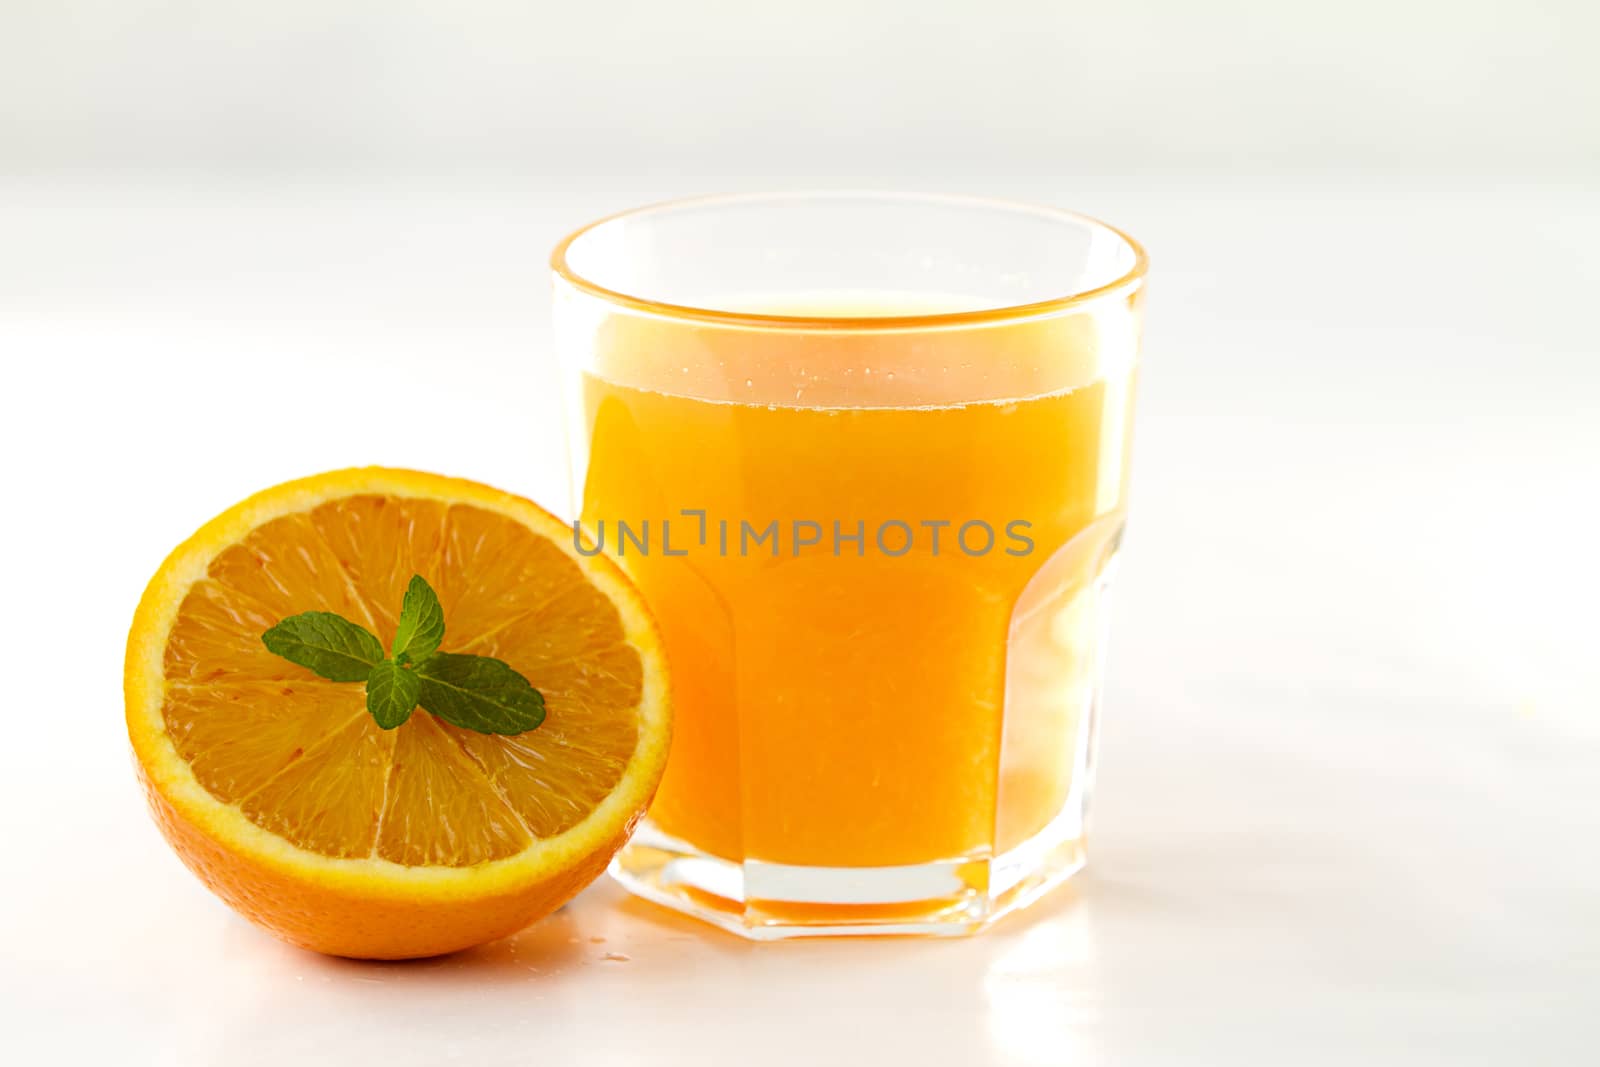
575, 298, 1138, 870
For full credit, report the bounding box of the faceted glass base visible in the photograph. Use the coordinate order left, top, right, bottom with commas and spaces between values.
610, 806, 1087, 940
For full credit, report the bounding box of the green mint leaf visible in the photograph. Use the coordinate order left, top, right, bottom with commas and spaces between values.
391, 574, 445, 663
414, 652, 546, 735
262, 582, 546, 737
262, 611, 384, 682
365, 660, 421, 729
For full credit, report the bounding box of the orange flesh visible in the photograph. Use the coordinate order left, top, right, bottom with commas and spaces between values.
578, 300, 1137, 867
160, 497, 644, 866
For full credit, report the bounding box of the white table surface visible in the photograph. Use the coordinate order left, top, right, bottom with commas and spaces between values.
1, 174, 1596, 1065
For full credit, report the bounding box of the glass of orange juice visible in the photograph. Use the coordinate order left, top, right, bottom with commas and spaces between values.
550, 193, 1146, 938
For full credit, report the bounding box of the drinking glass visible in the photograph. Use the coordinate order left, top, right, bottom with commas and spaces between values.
550, 192, 1146, 938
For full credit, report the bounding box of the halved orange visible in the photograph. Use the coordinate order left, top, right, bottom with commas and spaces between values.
124, 468, 670, 959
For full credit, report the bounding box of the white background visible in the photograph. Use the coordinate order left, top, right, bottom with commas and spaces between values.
1, 2, 1597, 1064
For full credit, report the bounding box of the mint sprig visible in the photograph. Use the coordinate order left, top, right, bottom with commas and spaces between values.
260, 575, 545, 735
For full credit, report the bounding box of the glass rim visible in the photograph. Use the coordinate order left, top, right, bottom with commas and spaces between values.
549, 190, 1148, 331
